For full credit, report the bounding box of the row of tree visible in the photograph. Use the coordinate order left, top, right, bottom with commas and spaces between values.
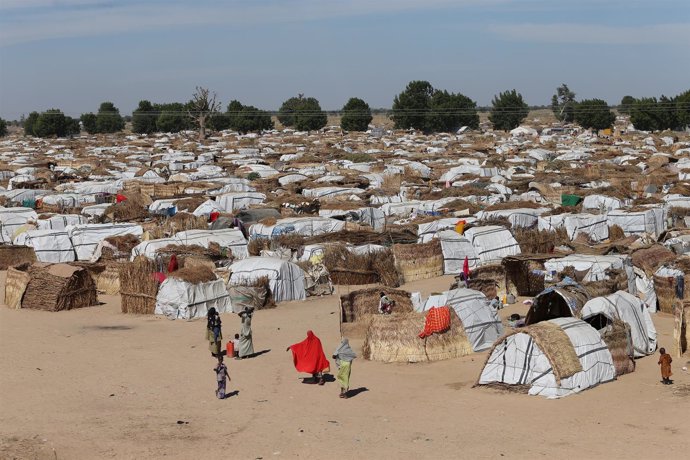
11, 84, 689, 139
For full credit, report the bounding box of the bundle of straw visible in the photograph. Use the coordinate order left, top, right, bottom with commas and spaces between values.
0, 245, 36, 270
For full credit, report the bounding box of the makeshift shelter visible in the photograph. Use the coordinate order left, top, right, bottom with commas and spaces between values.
580, 291, 657, 357
675, 302, 689, 357
0, 245, 36, 270
463, 225, 521, 265
119, 256, 159, 314
476, 317, 616, 398
229, 257, 306, 303
362, 309, 472, 363
37, 214, 88, 230
606, 208, 667, 238
5, 263, 97, 311
154, 267, 231, 320
14, 229, 75, 263
339, 287, 414, 327
421, 288, 504, 352
502, 254, 554, 296
525, 280, 591, 325
0, 207, 38, 243
68, 223, 143, 260
216, 192, 266, 212
392, 239, 444, 283
438, 230, 480, 274
249, 217, 346, 239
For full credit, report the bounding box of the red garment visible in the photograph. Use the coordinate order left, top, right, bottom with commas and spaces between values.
210, 211, 220, 222
116, 194, 127, 203
463, 256, 470, 279
289, 331, 330, 374
167, 254, 178, 273
152, 272, 166, 284
419, 306, 451, 338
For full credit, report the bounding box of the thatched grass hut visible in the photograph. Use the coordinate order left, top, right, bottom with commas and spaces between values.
392, 239, 443, 283
323, 244, 400, 287
119, 256, 159, 314
502, 254, 554, 296
362, 310, 472, 363
0, 245, 36, 270
339, 287, 413, 338
5, 263, 97, 311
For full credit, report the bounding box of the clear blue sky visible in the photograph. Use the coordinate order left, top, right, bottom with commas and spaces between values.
0, 0, 688, 119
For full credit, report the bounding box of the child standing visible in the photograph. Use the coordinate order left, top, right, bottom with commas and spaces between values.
214, 356, 230, 399
658, 347, 673, 385
233, 334, 240, 359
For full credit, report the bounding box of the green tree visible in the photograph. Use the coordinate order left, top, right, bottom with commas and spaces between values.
551, 83, 576, 122
95, 101, 125, 133
574, 99, 616, 130
340, 97, 373, 131
229, 102, 274, 133
24, 111, 39, 136
676, 90, 690, 129
155, 103, 191, 133
66, 117, 81, 136
658, 95, 680, 130
132, 100, 159, 134
427, 90, 479, 132
391, 80, 434, 131
0, 118, 7, 137
489, 89, 529, 131
619, 95, 636, 115
630, 97, 662, 131
80, 113, 97, 134
278, 94, 326, 131
33, 109, 69, 137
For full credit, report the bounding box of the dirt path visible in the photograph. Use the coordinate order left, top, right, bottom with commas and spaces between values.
1, 274, 688, 459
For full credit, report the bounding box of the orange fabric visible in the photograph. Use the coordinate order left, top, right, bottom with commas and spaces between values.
658, 353, 673, 378
419, 306, 451, 339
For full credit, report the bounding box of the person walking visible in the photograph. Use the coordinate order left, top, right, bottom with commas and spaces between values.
287, 331, 330, 385
213, 355, 230, 399
333, 338, 356, 398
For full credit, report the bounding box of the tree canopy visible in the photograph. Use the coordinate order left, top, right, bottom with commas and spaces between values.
0, 118, 7, 137
489, 89, 529, 131
95, 102, 125, 133
619, 95, 636, 115
391, 80, 479, 133
226, 100, 274, 133
340, 97, 373, 131
573, 99, 616, 130
24, 112, 39, 136
551, 84, 576, 122
187, 86, 220, 140
132, 100, 158, 134
278, 95, 327, 131
156, 102, 191, 133
31, 109, 77, 137
80, 113, 97, 134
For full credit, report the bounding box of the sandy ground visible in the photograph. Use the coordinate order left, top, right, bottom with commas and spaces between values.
1, 273, 689, 460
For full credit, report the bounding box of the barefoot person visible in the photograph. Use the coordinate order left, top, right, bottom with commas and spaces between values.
287, 331, 330, 385
658, 347, 673, 385
213, 356, 230, 399
333, 338, 356, 398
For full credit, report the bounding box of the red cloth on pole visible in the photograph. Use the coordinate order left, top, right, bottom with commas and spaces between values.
463, 256, 470, 279
116, 194, 127, 203
289, 331, 330, 374
167, 254, 178, 273
210, 211, 220, 222
419, 306, 451, 339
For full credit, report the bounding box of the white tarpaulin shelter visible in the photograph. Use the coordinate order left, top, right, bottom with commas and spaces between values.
580, 291, 657, 357
544, 254, 632, 282
463, 225, 521, 265
420, 288, 503, 351
563, 214, 609, 242
175, 229, 248, 259
229, 257, 306, 303
582, 195, 623, 212
0, 207, 38, 243
68, 223, 143, 260
476, 208, 547, 229
155, 277, 231, 320
37, 214, 88, 231
438, 230, 479, 274
318, 207, 386, 231
14, 229, 75, 263
606, 208, 667, 238
216, 192, 266, 212
249, 217, 346, 240
477, 317, 616, 398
